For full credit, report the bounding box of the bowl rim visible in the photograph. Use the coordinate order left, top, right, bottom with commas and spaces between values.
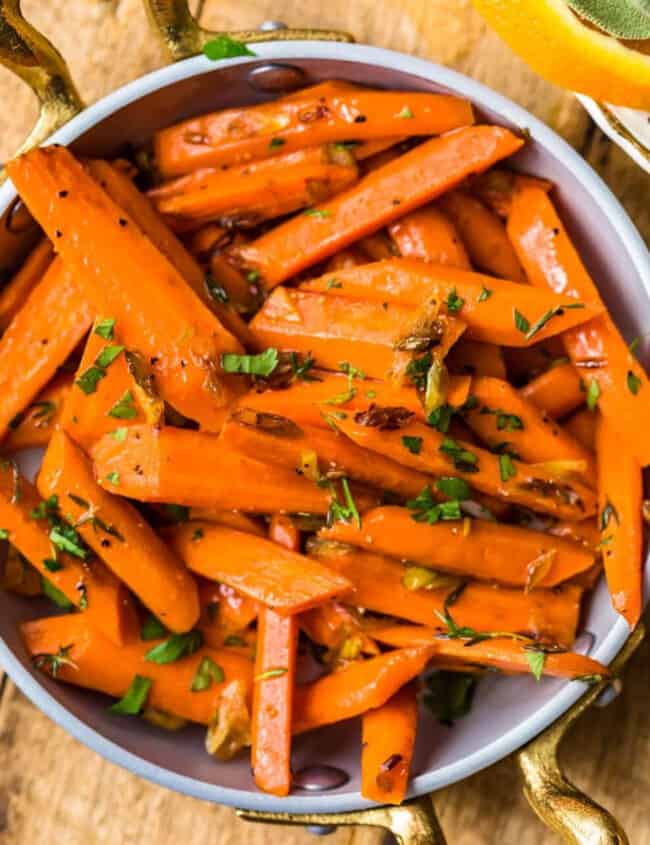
0, 39, 648, 815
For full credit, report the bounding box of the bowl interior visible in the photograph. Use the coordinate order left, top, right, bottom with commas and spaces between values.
0, 45, 648, 814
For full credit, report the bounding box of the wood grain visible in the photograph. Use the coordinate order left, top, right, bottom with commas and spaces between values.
0, 1, 649, 843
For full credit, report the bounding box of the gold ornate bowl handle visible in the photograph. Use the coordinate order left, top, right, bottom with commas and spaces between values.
143, 0, 354, 62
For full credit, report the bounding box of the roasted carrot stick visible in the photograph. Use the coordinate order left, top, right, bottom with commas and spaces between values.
308, 542, 581, 646
438, 190, 527, 281
250, 288, 465, 379
293, 646, 434, 734
321, 506, 594, 588
563, 408, 597, 452
0, 463, 137, 645
465, 376, 596, 481
330, 412, 597, 520
299, 259, 601, 347
7, 147, 245, 431
154, 81, 475, 176
0, 237, 53, 330
151, 146, 358, 229
22, 614, 253, 725
446, 340, 507, 380
596, 416, 643, 628
361, 683, 418, 804
90, 424, 377, 514
0, 258, 92, 440
369, 626, 608, 680
470, 170, 552, 218
388, 206, 471, 268
508, 184, 650, 466
38, 429, 200, 633
236, 126, 524, 287
520, 363, 584, 419
4, 372, 71, 451
168, 522, 351, 615
221, 413, 435, 500
269, 513, 301, 553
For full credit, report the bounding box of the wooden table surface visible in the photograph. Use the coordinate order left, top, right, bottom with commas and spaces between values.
0, 2, 649, 843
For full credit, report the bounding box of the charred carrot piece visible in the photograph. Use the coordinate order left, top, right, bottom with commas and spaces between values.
322, 506, 594, 588
508, 184, 650, 466
0, 463, 137, 645
154, 81, 475, 176
330, 412, 597, 520
0, 259, 92, 440
4, 372, 71, 451
438, 190, 527, 281
293, 646, 434, 734
370, 626, 608, 680
564, 408, 597, 452
388, 206, 471, 268
300, 259, 601, 347
7, 147, 245, 431
465, 376, 596, 482
596, 416, 643, 628
308, 542, 581, 646
520, 363, 584, 420
168, 522, 351, 615
236, 126, 523, 287
446, 340, 507, 380
470, 170, 552, 218
22, 614, 253, 725
361, 683, 418, 804
38, 429, 200, 633
90, 423, 377, 514
0, 237, 53, 330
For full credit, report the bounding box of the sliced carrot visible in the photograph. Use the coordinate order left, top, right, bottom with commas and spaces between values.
330, 412, 596, 520
0, 237, 53, 330
388, 206, 471, 268
7, 147, 245, 431
322, 506, 594, 588
446, 340, 507, 379
309, 543, 581, 646
596, 416, 643, 628
564, 408, 597, 452
520, 363, 584, 419
236, 126, 524, 287
361, 683, 418, 804
293, 646, 434, 734
4, 372, 71, 451
22, 614, 253, 725
370, 626, 608, 679
507, 184, 650, 466
438, 190, 526, 281
153, 81, 475, 176
300, 259, 600, 347
90, 423, 376, 514
38, 429, 199, 633
0, 464, 137, 645
168, 522, 351, 615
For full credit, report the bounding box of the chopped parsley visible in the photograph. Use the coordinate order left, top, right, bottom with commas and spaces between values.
514, 308, 530, 335
0, 528, 8, 540
192, 527, 204, 541
107, 390, 137, 419
94, 318, 116, 340
268, 137, 286, 150
140, 615, 168, 641
477, 285, 492, 303
585, 377, 600, 411
439, 438, 479, 473
111, 427, 128, 442
445, 287, 465, 314
436, 476, 471, 500
627, 370, 642, 395
303, 208, 332, 219
221, 348, 279, 377
105, 471, 120, 486
326, 278, 343, 290
191, 656, 225, 692
395, 105, 414, 119
145, 630, 203, 665
75, 366, 106, 395
202, 36, 256, 60
402, 435, 423, 454
427, 403, 454, 433
109, 675, 152, 715
480, 405, 524, 432
600, 499, 620, 531
498, 453, 517, 482
406, 486, 462, 524
406, 352, 432, 392
41, 577, 73, 609
525, 649, 546, 681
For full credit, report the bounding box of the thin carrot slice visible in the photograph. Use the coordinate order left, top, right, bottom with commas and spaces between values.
7, 147, 245, 431
236, 126, 524, 287
90, 423, 377, 514
38, 429, 200, 633
446, 340, 507, 380
168, 522, 351, 615
507, 184, 650, 466
564, 408, 597, 452
388, 206, 471, 268
0, 237, 53, 330
438, 190, 526, 281
520, 363, 584, 419
22, 614, 253, 725
293, 646, 434, 734
596, 416, 643, 628
153, 81, 475, 176
361, 683, 418, 804
308, 542, 581, 646
370, 626, 608, 679
4, 372, 71, 451
321, 506, 594, 588
300, 259, 601, 347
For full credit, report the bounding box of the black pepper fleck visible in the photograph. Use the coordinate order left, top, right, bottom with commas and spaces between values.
100, 538, 111, 548
55, 230, 62, 239
118, 218, 128, 227
57, 190, 68, 199
354, 115, 367, 124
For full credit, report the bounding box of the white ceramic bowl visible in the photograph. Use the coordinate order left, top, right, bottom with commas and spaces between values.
0, 41, 648, 815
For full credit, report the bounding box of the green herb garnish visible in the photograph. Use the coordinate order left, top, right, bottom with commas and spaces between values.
94, 318, 116, 340
498, 453, 517, 482
109, 675, 152, 715
627, 370, 642, 395
42, 577, 74, 609
107, 390, 137, 419
439, 438, 479, 473
406, 486, 462, 524
477, 285, 492, 303
445, 287, 465, 314
191, 657, 225, 692
436, 476, 471, 500
402, 435, 423, 454
586, 377, 600, 411
140, 615, 168, 642
202, 36, 256, 60
145, 631, 203, 665
221, 348, 279, 377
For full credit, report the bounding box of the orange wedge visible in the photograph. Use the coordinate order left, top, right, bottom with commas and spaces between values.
471, 0, 650, 108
